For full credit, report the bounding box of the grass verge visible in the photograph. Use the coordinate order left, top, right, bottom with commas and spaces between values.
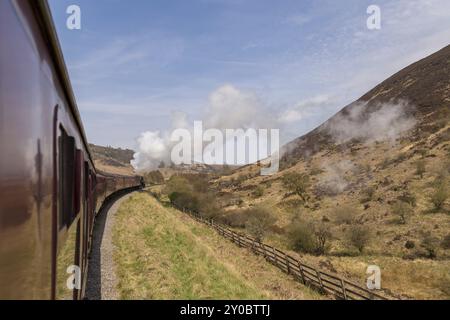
113, 192, 321, 300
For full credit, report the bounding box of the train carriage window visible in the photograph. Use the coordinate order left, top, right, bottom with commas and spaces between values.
58, 127, 75, 230
73, 150, 83, 216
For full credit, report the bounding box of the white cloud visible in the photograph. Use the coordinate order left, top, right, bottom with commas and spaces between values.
131, 84, 284, 171
278, 95, 331, 124
204, 84, 276, 130
58, 0, 450, 151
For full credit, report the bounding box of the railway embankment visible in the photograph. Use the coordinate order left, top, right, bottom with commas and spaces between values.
110, 192, 321, 300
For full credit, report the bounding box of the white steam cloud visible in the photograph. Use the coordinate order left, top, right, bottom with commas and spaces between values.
317, 160, 355, 196
131, 112, 189, 172
131, 89, 417, 173
131, 85, 278, 172
324, 100, 416, 144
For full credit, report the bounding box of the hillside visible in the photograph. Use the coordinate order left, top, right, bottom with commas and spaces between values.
143, 163, 240, 185
280, 44, 450, 166
113, 192, 321, 299
89, 144, 136, 176
167, 45, 450, 299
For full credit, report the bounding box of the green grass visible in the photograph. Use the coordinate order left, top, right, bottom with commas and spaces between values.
113, 192, 320, 300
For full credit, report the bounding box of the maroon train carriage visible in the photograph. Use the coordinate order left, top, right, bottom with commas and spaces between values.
0, 0, 143, 300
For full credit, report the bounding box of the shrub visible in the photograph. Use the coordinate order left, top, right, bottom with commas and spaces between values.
335, 205, 357, 225
381, 157, 392, 169
221, 210, 249, 228
245, 207, 276, 242
397, 191, 417, 207
421, 236, 439, 259
360, 187, 375, 203
405, 240, 415, 249
347, 225, 371, 254
253, 186, 265, 198
282, 172, 311, 204
165, 174, 221, 217
430, 179, 449, 211
169, 191, 200, 213
441, 234, 450, 250
313, 222, 333, 255
415, 160, 426, 178
164, 175, 192, 195
417, 149, 428, 158
199, 193, 222, 219
392, 201, 412, 224
288, 222, 316, 254
236, 174, 247, 184
310, 164, 324, 176
185, 174, 210, 193
288, 221, 332, 255
143, 170, 165, 185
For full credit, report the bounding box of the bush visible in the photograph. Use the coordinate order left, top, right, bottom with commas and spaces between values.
245, 207, 276, 242
288, 221, 332, 255
253, 186, 265, 198
310, 164, 324, 176
405, 240, 415, 249
313, 222, 333, 255
165, 174, 221, 218
430, 179, 449, 211
335, 205, 357, 225
288, 222, 316, 254
421, 236, 440, 259
199, 193, 222, 219
441, 234, 450, 250
236, 174, 248, 184
165, 175, 192, 195
143, 170, 165, 185
169, 191, 200, 213
381, 157, 392, 169
417, 149, 428, 158
392, 201, 412, 224
360, 187, 375, 203
220, 210, 250, 228
415, 160, 426, 178
282, 172, 311, 204
397, 191, 417, 207
347, 225, 371, 254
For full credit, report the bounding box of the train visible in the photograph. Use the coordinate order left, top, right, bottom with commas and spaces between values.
0, 0, 144, 299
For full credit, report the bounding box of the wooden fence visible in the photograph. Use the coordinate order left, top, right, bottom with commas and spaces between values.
145, 190, 390, 300
185, 211, 389, 300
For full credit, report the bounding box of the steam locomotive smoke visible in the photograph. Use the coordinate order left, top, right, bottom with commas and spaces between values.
131, 85, 277, 172
324, 100, 416, 144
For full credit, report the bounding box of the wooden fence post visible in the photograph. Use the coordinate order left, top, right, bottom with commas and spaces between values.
272, 247, 277, 266
285, 254, 290, 274
298, 262, 306, 284
316, 270, 325, 293
262, 243, 267, 259
340, 278, 348, 300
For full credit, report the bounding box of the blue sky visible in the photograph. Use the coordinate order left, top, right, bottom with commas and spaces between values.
48, 0, 450, 149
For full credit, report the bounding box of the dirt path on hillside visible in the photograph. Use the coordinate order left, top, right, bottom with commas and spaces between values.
85, 192, 136, 300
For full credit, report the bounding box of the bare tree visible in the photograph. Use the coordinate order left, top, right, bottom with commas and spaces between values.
348, 225, 371, 254
392, 201, 412, 224
282, 172, 311, 204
